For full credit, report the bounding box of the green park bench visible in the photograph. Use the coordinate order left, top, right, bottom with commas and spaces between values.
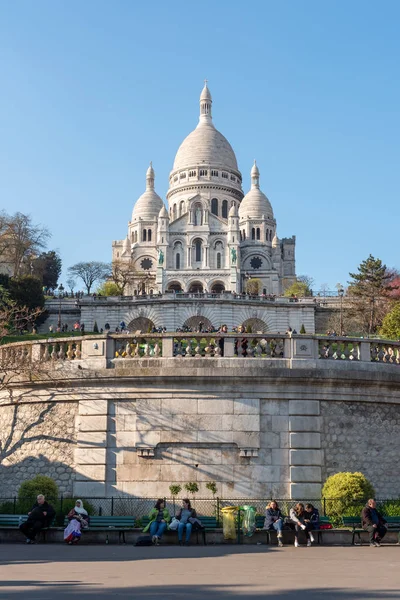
0, 514, 55, 542
140, 515, 217, 545
343, 516, 400, 545
255, 514, 331, 544
64, 515, 135, 544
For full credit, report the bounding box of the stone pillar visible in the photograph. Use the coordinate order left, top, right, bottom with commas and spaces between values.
288, 400, 322, 499
74, 400, 108, 497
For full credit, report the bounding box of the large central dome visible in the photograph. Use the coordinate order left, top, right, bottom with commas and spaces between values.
172, 84, 239, 172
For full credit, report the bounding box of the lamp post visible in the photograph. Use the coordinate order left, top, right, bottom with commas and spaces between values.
338, 286, 344, 335
58, 284, 64, 330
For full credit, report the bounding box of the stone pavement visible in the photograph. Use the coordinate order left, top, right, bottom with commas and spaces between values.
0, 544, 399, 599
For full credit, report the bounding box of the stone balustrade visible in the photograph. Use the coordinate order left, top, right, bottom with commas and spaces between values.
1, 334, 399, 367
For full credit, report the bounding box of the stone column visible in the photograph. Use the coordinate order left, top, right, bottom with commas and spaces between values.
74, 400, 108, 497
289, 400, 322, 499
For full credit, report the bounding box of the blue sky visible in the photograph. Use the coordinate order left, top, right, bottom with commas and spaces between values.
1, 0, 399, 290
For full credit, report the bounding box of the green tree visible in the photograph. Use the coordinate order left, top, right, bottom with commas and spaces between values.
284, 279, 312, 297
300, 324, 306, 334
246, 278, 262, 295
9, 275, 45, 310
184, 482, 199, 504
32, 251, 62, 290
68, 261, 110, 295
97, 281, 121, 296
348, 255, 398, 335
379, 302, 400, 340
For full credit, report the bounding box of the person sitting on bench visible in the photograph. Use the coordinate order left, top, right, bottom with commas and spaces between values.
176, 499, 197, 546
143, 499, 171, 545
290, 503, 315, 547
361, 499, 387, 547
304, 503, 320, 530
264, 500, 284, 547
19, 494, 55, 544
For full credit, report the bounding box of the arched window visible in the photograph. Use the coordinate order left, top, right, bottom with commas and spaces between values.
180, 200, 185, 216
222, 200, 228, 218
243, 230, 246, 240
240, 232, 242, 242
173, 204, 177, 220
211, 198, 218, 216
217, 253, 221, 269
256, 228, 260, 240
148, 229, 152, 242
195, 239, 202, 262
142, 229, 147, 242
176, 253, 180, 269
252, 228, 255, 240
266, 229, 269, 241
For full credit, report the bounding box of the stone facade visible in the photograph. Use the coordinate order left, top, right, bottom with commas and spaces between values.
0, 400, 77, 497
321, 401, 400, 497
1, 335, 400, 501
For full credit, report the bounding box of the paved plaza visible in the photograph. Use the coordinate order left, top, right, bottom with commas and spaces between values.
0, 544, 399, 599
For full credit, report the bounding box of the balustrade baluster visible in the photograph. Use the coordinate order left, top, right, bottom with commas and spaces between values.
75, 343, 82, 359
194, 338, 202, 358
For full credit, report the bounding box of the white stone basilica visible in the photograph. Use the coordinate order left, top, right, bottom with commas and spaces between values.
112, 84, 296, 295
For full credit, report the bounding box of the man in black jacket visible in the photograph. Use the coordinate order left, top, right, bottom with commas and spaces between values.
19, 494, 56, 543
361, 499, 387, 547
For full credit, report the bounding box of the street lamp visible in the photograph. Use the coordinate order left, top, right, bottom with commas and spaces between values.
58, 284, 64, 330
338, 286, 344, 336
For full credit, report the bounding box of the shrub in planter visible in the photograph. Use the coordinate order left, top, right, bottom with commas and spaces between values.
17, 475, 59, 513
322, 472, 375, 519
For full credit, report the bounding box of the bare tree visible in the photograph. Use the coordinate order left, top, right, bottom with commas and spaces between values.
110, 260, 137, 294
0, 212, 50, 277
68, 261, 110, 294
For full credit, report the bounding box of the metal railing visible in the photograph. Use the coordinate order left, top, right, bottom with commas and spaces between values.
1, 496, 399, 521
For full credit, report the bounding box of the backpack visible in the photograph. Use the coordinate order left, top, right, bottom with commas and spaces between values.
135, 535, 153, 546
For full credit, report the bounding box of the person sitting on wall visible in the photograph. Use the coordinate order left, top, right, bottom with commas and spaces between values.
19, 494, 55, 544
63, 499, 90, 544
290, 502, 315, 547
304, 503, 320, 530
361, 499, 387, 547
264, 500, 284, 547
143, 499, 171, 545
176, 498, 197, 546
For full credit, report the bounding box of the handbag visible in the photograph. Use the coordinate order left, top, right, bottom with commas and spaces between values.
169, 518, 179, 531
135, 535, 153, 546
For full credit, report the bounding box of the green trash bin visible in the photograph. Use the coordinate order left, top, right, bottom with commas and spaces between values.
241, 505, 256, 537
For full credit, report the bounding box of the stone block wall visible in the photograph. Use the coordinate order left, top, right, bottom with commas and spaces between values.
0, 401, 78, 497
320, 401, 400, 497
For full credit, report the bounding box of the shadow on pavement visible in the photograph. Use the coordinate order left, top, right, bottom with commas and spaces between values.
0, 584, 399, 600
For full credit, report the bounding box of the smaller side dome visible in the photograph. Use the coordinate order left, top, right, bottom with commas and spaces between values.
239, 162, 274, 220
228, 204, 237, 217
158, 205, 168, 219
122, 236, 130, 253
132, 163, 164, 222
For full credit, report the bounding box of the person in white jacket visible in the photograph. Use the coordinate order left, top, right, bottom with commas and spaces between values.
290, 503, 315, 547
